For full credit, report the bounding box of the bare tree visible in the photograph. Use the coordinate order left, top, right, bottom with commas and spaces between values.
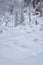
32, 0, 42, 16
14, 11, 18, 26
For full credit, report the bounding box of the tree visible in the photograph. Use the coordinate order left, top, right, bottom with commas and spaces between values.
24, 0, 30, 7
32, 0, 40, 8
32, 0, 42, 16
15, 11, 18, 26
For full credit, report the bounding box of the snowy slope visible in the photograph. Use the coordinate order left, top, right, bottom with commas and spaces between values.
0, 8, 43, 65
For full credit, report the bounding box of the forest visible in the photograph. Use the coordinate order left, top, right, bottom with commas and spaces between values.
0, 0, 43, 65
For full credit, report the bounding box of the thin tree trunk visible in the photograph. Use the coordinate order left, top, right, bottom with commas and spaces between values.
29, 5, 31, 25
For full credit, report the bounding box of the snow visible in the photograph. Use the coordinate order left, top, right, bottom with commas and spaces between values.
0, 7, 43, 65
0, 52, 43, 65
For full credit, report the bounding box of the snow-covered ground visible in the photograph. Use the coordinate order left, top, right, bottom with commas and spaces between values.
0, 8, 43, 65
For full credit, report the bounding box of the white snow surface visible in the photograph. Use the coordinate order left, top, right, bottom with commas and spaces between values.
0, 9, 43, 65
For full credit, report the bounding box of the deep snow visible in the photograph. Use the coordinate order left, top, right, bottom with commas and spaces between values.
0, 7, 43, 65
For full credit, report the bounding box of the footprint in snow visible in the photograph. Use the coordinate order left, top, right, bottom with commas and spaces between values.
20, 45, 28, 49
13, 41, 18, 45
27, 32, 31, 34
33, 38, 38, 42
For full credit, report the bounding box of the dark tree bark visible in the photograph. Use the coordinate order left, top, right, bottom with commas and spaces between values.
32, 0, 40, 8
